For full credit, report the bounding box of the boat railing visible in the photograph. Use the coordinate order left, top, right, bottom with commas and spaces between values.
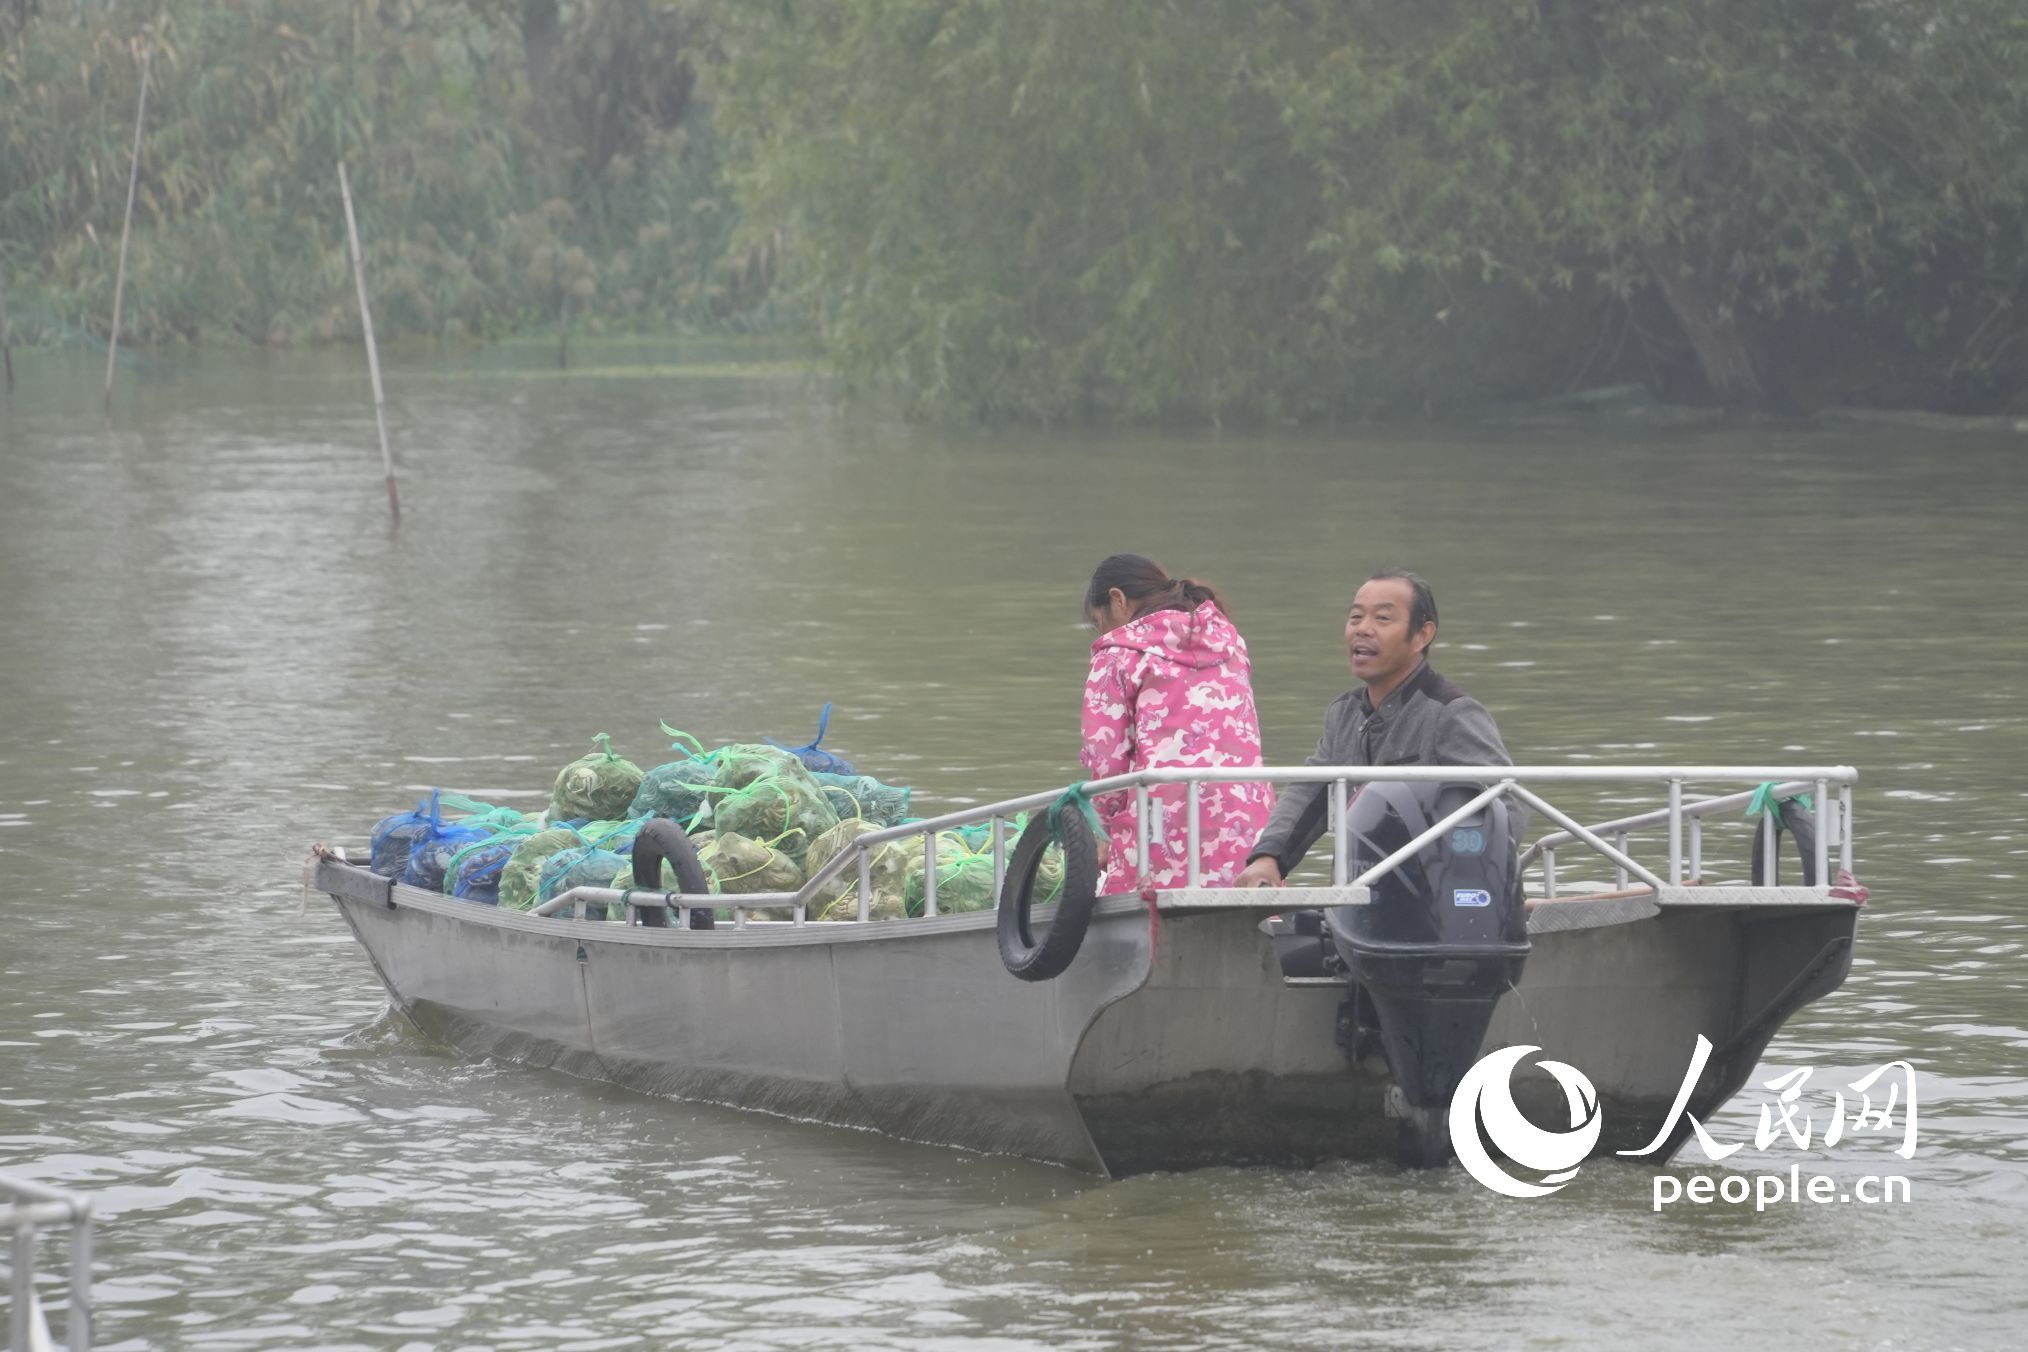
533, 764, 1858, 928
2, 1173, 92, 1352
1517, 778, 1837, 895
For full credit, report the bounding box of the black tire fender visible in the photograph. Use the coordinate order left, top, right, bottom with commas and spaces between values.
1750, 797, 1819, 887
997, 803, 1100, 982
631, 818, 715, 929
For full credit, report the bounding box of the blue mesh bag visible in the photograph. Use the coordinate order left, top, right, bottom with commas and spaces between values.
405, 820, 498, 893
443, 822, 543, 904
368, 790, 481, 877
766, 703, 858, 776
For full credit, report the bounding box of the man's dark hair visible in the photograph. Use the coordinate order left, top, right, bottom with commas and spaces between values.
1367, 567, 1437, 636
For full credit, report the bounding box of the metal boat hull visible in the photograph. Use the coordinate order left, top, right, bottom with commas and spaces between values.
314, 858, 1857, 1175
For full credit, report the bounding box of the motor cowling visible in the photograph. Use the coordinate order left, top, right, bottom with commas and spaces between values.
1323, 782, 1531, 1164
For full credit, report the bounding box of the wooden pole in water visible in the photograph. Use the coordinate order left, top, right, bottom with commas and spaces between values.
104, 38, 152, 411
1, 255, 14, 393
338, 161, 400, 524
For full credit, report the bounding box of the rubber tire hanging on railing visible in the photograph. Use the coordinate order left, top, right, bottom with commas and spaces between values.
997, 803, 1100, 982
1749, 796, 1819, 887
630, 819, 715, 929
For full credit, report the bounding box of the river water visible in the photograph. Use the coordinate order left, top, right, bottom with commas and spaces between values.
1, 346, 2023, 1350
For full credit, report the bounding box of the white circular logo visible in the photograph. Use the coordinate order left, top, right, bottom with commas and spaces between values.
1449, 1044, 1602, 1198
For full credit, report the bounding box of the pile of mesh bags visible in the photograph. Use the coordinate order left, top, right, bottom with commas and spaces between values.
361, 707, 1028, 925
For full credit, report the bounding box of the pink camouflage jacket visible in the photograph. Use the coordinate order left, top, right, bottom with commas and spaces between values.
1079, 600, 1275, 892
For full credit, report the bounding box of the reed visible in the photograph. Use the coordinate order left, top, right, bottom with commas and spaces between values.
103, 36, 151, 411
1, 256, 14, 392
338, 161, 400, 524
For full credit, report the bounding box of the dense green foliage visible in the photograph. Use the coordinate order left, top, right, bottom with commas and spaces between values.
721, 0, 2028, 418
0, 0, 762, 345
7, 0, 2028, 417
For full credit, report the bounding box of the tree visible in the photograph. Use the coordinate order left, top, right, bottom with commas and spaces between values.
723, 0, 2028, 419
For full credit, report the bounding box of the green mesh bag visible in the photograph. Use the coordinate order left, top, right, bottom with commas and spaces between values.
460, 805, 531, 834
712, 773, 838, 866
1007, 810, 1066, 904
499, 826, 590, 912
951, 820, 997, 852
535, 845, 630, 919
811, 772, 912, 827
812, 829, 913, 921
903, 834, 1000, 915
816, 870, 910, 921
803, 818, 880, 908
579, 818, 640, 851
549, 734, 645, 822
628, 761, 716, 824
699, 830, 805, 896
611, 856, 675, 891
805, 818, 879, 878
708, 743, 811, 791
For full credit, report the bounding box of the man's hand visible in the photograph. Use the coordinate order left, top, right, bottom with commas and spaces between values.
1235, 856, 1284, 889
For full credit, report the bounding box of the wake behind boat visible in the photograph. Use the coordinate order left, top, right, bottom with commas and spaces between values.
309, 761, 1863, 1177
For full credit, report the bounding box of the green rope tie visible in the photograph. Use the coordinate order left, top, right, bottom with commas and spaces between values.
1050, 782, 1104, 843
1744, 782, 1814, 821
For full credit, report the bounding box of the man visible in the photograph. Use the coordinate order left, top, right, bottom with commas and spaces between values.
1236, 568, 1520, 887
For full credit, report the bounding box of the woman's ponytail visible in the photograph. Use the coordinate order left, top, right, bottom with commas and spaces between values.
1085, 554, 1224, 622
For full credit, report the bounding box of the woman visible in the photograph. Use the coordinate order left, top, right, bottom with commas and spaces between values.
1079, 554, 1274, 892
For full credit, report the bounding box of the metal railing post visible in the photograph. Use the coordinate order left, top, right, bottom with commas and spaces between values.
1542, 848, 1557, 898
1330, 780, 1348, 885
1825, 782, 1841, 887
1614, 833, 1629, 890
857, 845, 872, 923
1689, 816, 1703, 882
11, 1221, 33, 1352
923, 831, 938, 918
70, 1205, 92, 1352
1667, 779, 1683, 884
1505, 785, 1666, 892
1840, 785, 1855, 875
991, 817, 1007, 901
1135, 785, 1151, 880
1186, 783, 1202, 887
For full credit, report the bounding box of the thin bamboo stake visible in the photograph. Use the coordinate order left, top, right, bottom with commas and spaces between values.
337, 161, 400, 523
104, 39, 152, 411
1, 256, 14, 393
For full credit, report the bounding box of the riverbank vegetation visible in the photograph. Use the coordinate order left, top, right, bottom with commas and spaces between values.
0, 0, 769, 347
7, 1, 2028, 419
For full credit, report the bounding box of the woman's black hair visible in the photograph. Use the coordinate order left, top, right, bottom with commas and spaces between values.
1084, 553, 1223, 623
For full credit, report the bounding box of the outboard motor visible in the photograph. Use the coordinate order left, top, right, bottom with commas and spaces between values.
1323, 782, 1530, 1167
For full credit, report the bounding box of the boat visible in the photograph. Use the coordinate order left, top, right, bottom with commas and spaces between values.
307, 763, 1863, 1177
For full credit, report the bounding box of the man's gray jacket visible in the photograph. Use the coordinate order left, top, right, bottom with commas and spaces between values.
1250, 660, 1523, 878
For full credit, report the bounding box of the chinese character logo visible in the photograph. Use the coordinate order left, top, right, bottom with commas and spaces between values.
1450, 1044, 1603, 1198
